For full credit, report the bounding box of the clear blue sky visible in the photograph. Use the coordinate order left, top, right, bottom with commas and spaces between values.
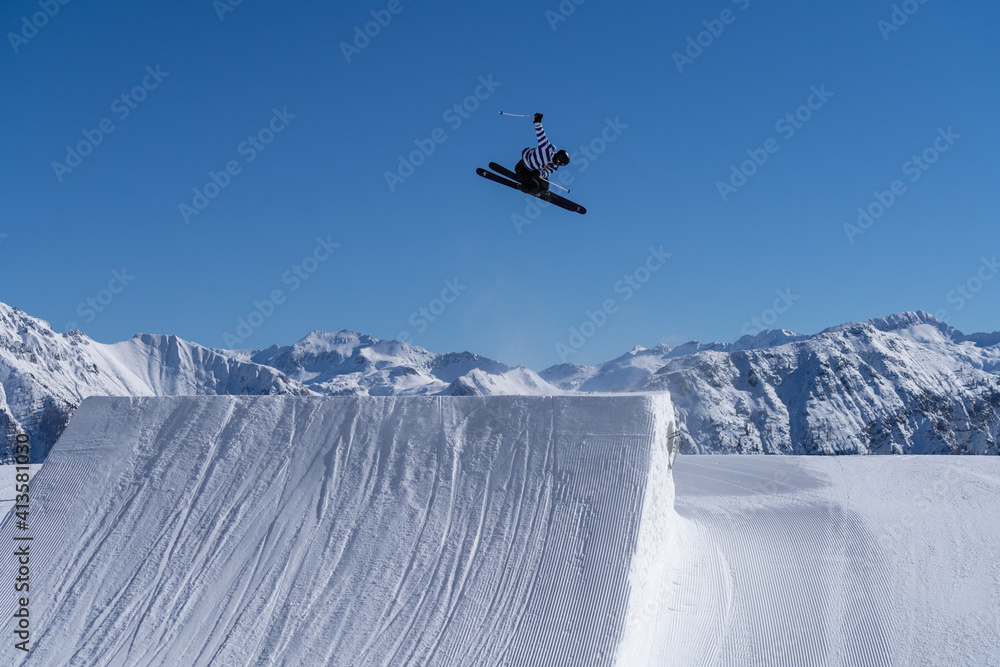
3, 0, 998, 370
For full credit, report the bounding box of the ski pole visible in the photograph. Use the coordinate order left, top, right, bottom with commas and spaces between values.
541, 178, 570, 193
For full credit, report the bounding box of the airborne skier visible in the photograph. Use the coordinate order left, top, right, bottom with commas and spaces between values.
476, 112, 585, 214
514, 113, 571, 195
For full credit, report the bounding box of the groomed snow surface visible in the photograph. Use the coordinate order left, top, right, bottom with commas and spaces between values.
1, 396, 999, 666
666, 457, 1000, 666
0, 395, 679, 666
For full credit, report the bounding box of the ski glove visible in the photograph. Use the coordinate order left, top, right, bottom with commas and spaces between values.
534, 113, 544, 123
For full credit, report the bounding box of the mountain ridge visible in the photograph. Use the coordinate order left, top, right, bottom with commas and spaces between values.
1, 301, 997, 459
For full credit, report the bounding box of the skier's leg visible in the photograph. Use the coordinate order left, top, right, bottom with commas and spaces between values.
514, 160, 541, 194
517, 158, 549, 192
520, 178, 541, 195
514, 160, 531, 182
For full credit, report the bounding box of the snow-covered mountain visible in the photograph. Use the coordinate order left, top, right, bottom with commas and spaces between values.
541, 311, 1000, 455
0, 304, 555, 459
239, 329, 556, 397
0, 303, 310, 460
3, 300, 998, 458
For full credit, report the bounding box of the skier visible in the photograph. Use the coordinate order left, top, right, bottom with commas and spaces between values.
514, 113, 570, 195
475, 112, 586, 214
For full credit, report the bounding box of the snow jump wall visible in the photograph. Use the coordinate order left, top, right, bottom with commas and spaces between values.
0, 395, 679, 667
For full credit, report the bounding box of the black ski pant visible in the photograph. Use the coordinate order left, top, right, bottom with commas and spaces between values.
515, 159, 549, 195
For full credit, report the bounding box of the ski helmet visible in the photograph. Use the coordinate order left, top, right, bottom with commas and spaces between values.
553, 150, 570, 166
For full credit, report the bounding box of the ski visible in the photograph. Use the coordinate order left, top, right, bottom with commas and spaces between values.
540, 191, 586, 215
488, 162, 520, 181
477, 166, 587, 215
477, 168, 521, 190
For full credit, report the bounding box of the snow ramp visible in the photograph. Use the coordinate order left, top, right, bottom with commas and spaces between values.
0, 395, 680, 666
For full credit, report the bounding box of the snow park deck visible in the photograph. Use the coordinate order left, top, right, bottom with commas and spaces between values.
1, 395, 998, 666
0, 395, 679, 666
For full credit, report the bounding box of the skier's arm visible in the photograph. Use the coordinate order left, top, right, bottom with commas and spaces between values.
534, 122, 552, 152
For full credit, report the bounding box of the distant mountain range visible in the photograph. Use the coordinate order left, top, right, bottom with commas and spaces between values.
541, 312, 1000, 455
1, 302, 997, 460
